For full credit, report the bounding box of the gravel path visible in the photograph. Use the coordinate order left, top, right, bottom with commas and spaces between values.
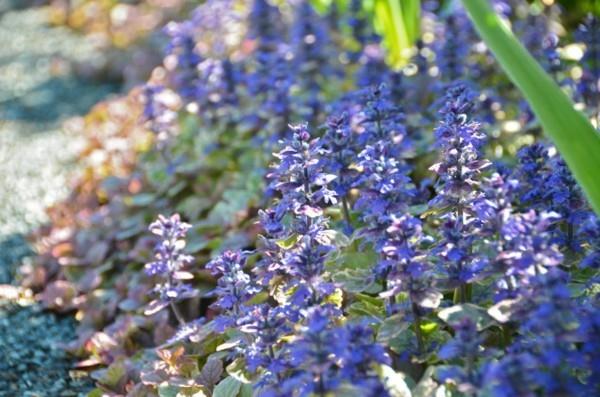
0, 6, 119, 396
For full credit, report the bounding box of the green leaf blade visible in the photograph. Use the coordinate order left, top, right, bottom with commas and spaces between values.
462, 0, 600, 215
373, 0, 421, 68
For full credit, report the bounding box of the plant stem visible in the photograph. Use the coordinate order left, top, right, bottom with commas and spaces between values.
170, 301, 186, 326
412, 302, 424, 354
342, 195, 352, 231
501, 324, 512, 351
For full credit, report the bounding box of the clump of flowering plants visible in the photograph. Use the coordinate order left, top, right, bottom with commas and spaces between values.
26, 1, 600, 396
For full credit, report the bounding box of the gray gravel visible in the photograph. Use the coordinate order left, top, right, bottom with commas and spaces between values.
0, 5, 120, 396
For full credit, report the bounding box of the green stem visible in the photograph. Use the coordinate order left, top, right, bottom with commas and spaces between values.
342, 195, 352, 230
170, 301, 186, 326
453, 287, 461, 305
501, 324, 512, 351
412, 302, 424, 354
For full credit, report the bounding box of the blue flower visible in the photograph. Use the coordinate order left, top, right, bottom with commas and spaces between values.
381, 214, 440, 314
267, 124, 337, 223
429, 84, 491, 291
514, 143, 549, 205
163, 20, 202, 101
575, 15, 600, 116
239, 304, 291, 376
493, 210, 563, 301
437, 318, 488, 394
290, 1, 334, 123
144, 214, 197, 321
434, 11, 474, 81
206, 250, 260, 331
272, 307, 389, 397
580, 215, 600, 269
140, 85, 179, 149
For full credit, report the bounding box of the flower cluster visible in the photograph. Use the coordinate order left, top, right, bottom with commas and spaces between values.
575, 15, 600, 119
206, 250, 259, 331
140, 85, 179, 149
515, 143, 593, 249
268, 308, 390, 397
260, 125, 339, 311
163, 20, 202, 101
435, 10, 474, 81
429, 84, 491, 296
144, 214, 197, 324
31, 2, 600, 397
290, 0, 334, 123
353, 85, 414, 245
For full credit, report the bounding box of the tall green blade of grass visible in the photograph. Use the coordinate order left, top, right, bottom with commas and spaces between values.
461, 0, 600, 215
372, 0, 421, 68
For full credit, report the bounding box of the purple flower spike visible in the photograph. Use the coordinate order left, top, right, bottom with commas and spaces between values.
206, 250, 260, 331
144, 214, 196, 320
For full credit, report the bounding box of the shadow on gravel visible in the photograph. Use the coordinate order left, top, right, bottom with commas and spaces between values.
0, 4, 122, 395
0, 234, 95, 395
0, 234, 32, 284
0, 76, 120, 123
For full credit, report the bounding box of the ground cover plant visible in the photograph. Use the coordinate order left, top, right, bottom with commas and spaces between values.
24, 0, 600, 396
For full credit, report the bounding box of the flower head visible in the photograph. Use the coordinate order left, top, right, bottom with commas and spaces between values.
144, 214, 197, 317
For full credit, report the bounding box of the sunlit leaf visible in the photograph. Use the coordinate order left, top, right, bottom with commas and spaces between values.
213, 376, 242, 397
370, 0, 421, 68
438, 303, 495, 330
378, 364, 412, 397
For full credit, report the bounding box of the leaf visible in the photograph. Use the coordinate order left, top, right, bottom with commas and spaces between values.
207, 189, 256, 226
226, 358, 253, 384
158, 384, 179, 397
324, 287, 344, 307
416, 289, 443, 309
87, 389, 104, 397
487, 298, 521, 323
84, 241, 109, 265
140, 368, 168, 386
188, 391, 209, 397
332, 268, 365, 288
39, 280, 77, 310
309, 0, 331, 14
371, 0, 421, 68
176, 196, 212, 220
438, 303, 495, 331
217, 339, 242, 352
419, 321, 438, 335
131, 193, 156, 206
412, 366, 446, 397
196, 358, 223, 392
348, 299, 385, 319
335, 249, 378, 267
213, 376, 242, 397
96, 360, 127, 389
462, 0, 600, 216
144, 299, 169, 316
387, 328, 416, 355
331, 250, 378, 292
239, 384, 254, 397
378, 364, 412, 397
377, 313, 410, 343
275, 234, 299, 250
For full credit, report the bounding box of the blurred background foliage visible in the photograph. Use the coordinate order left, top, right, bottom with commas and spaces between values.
556, 0, 600, 25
